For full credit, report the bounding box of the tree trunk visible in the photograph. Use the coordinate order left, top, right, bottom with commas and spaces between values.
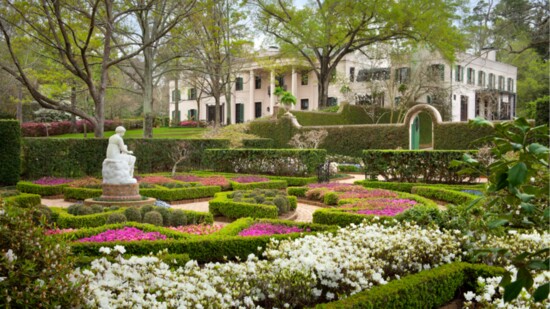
214, 95, 221, 127
318, 75, 330, 108
16, 84, 22, 123
173, 78, 179, 126
70, 84, 77, 133
143, 42, 154, 138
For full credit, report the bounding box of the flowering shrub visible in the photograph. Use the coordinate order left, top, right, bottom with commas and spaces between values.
45, 228, 78, 235
67, 177, 102, 188
32, 177, 73, 186
179, 120, 206, 127
338, 189, 399, 199
78, 227, 167, 242
231, 176, 270, 183
74, 221, 465, 307
238, 223, 306, 237
463, 266, 549, 308
169, 224, 222, 235
341, 198, 418, 217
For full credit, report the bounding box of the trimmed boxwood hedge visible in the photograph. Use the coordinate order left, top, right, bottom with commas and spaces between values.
411, 186, 480, 205
0, 120, 21, 186
21, 138, 230, 178
287, 187, 308, 197
433, 122, 495, 150
63, 187, 102, 200
204, 149, 327, 177
3, 193, 41, 208
354, 180, 485, 193
208, 192, 279, 219
230, 180, 287, 191
140, 186, 221, 201
316, 262, 505, 308
241, 138, 274, 148
362, 150, 477, 183
16, 181, 68, 196
189, 171, 316, 187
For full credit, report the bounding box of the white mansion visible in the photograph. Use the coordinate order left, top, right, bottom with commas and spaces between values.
168, 47, 517, 124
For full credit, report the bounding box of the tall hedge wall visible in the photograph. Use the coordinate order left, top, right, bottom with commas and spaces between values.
0, 120, 21, 186
289, 104, 399, 126
22, 138, 230, 179
248, 117, 298, 148
433, 122, 495, 149
535, 96, 549, 126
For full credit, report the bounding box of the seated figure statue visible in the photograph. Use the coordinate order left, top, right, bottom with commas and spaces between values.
102, 126, 137, 184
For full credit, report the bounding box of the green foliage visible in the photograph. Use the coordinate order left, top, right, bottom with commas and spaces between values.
143, 211, 163, 226
124, 207, 142, 223
287, 186, 308, 197
0, 120, 21, 185
55, 222, 190, 242
411, 186, 480, 205
0, 205, 84, 308
362, 150, 477, 183
106, 213, 127, 224
535, 96, 549, 126
434, 121, 496, 149
170, 209, 187, 226
63, 187, 102, 200
248, 117, 299, 148
242, 138, 274, 148
3, 193, 42, 208
265, 175, 316, 186
209, 192, 279, 219
355, 180, 485, 193
204, 149, 326, 176
290, 104, 393, 126
323, 192, 339, 205
454, 117, 549, 229
139, 186, 221, 201
230, 180, 287, 190
51, 207, 126, 229
21, 138, 230, 178
316, 263, 505, 308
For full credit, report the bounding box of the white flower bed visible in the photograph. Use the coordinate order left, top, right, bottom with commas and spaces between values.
74, 221, 466, 308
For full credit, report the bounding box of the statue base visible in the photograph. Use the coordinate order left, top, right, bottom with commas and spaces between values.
83, 183, 156, 207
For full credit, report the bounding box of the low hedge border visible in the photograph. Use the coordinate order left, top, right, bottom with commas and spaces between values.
316, 262, 506, 308
230, 180, 287, 191
287, 187, 308, 197
354, 180, 485, 194
63, 187, 102, 200
54, 222, 193, 241
411, 186, 480, 205
16, 181, 68, 196
140, 186, 221, 201
208, 192, 279, 219
3, 193, 42, 208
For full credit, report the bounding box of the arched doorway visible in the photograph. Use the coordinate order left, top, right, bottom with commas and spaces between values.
403, 104, 442, 150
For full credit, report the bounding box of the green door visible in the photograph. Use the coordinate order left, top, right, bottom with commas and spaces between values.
411, 116, 420, 149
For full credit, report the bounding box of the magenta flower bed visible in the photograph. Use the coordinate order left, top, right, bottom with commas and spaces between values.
173, 175, 230, 189
78, 227, 167, 242
238, 223, 308, 237
342, 198, 418, 217
232, 176, 270, 183
339, 189, 399, 199
169, 224, 222, 235
33, 177, 73, 185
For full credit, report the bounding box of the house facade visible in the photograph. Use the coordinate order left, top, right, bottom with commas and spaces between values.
168, 48, 517, 124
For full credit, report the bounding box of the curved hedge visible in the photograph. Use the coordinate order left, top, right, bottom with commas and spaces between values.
208, 192, 279, 219
316, 262, 505, 308
411, 186, 480, 205
354, 180, 485, 194
140, 186, 221, 201
3, 193, 41, 208
230, 180, 287, 191
63, 187, 102, 200
0, 120, 21, 186
16, 181, 68, 196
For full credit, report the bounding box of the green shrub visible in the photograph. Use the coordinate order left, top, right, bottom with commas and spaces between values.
124, 207, 142, 223
51, 207, 126, 228
16, 181, 67, 196
77, 205, 95, 216
355, 180, 485, 193
140, 204, 154, 216
535, 96, 549, 126
0, 205, 84, 307
3, 193, 41, 208
230, 180, 288, 190
316, 263, 505, 308
0, 120, 21, 186
265, 175, 316, 186
204, 149, 326, 177
362, 150, 477, 183
139, 186, 221, 201
143, 211, 163, 226
170, 209, 187, 226
209, 192, 279, 219
90, 204, 104, 213
63, 187, 102, 200
154, 207, 172, 227
242, 138, 274, 148
30, 204, 53, 225
106, 213, 127, 224
323, 192, 339, 205
411, 186, 479, 205
287, 186, 308, 197
273, 196, 290, 213
433, 121, 496, 149
67, 204, 81, 215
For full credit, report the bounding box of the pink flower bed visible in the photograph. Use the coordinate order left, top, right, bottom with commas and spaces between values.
45, 228, 77, 235
78, 227, 167, 242
169, 224, 222, 235
341, 198, 418, 217
338, 189, 399, 199
238, 223, 308, 237
308, 183, 368, 193
231, 176, 270, 183
33, 177, 73, 185
138, 176, 176, 184
173, 175, 202, 182
173, 175, 230, 189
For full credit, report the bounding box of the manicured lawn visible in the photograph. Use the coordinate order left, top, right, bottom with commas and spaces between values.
53, 127, 207, 139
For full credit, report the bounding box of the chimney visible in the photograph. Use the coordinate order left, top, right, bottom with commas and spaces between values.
481, 47, 497, 61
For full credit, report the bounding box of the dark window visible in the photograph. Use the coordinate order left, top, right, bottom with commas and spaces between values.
460, 95, 468, 121
188, 88, 197, 100
207, 104, 224, 123
507, 78, 514, 92
467, 68, 475, 84
187, 109, 197, 120
349, 67, 355, 82
328, 97, 338, 106
255, 102, 262, 118
395, 67, 410, 84
427, 95, 432, 104
478, 71, 486, 86
455, 65, 464, 82
235, 103, 244, 123
488, 73, 495, 89
171, 110, 181, 122
498, 76, 505, 90
235, 77, 244, 91
276, 75, 284, 87
428, 64, 445, 81
171, 89, 181, 102
301, 72, 308, 85
356, 68, 390, 82
300, 99, 309, 110
255, 76, 261, 89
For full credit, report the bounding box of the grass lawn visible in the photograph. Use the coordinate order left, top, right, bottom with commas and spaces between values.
52, 127, 207, 139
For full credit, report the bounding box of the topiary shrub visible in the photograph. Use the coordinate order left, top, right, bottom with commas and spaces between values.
0, 204, 84, 307
170, 210, 187, 226
77, 205, 95, 216
273, 196, 289, 213
106, 213, 127, 224
0, 120, 21, 186
323, 192, 339, 205
124, 207, 142, 223
143, 211, 163, 226
90, 204, 104, 213
67, 204, 82, 215
140, 205, 154, 216
154, 207, 172, 227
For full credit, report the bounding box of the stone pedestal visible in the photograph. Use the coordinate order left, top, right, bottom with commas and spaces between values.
83, 183, 156, 207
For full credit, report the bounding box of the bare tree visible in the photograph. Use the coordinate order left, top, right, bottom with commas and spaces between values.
168, 140, 190, 176
289, 129, 328, 149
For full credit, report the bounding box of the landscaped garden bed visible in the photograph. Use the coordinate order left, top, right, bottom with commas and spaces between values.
209, 189, 297, 219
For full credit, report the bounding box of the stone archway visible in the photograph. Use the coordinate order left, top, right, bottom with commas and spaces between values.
403, 104, 442, 150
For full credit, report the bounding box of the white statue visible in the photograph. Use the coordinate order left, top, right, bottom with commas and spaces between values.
102, 126, 137, 184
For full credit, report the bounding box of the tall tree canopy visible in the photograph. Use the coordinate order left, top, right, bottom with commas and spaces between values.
252, 0, 465, 107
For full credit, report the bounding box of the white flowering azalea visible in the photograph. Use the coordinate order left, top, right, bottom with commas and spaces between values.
74, 221, 466, 308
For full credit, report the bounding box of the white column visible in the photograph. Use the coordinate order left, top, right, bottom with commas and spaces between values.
270, 70, 275, 115
249, 69, 255, 121
291, 67, 298, 110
